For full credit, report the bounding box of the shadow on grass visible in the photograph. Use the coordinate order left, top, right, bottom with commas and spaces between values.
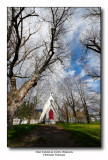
7, 124, 39, 146
57, 123, 101, 147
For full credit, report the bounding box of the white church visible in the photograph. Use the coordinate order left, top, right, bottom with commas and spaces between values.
39, 92, 59, 124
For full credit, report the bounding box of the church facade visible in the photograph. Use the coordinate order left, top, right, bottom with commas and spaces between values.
39, 93, 59, 124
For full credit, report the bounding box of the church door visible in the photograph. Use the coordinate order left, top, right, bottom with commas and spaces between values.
49, 109, 53, 119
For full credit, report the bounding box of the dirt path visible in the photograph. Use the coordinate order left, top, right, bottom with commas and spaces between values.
15, 124, 76, 147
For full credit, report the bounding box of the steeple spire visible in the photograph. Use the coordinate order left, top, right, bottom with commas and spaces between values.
50, 92, 53, 96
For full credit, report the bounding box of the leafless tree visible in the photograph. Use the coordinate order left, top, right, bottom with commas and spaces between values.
80, 29, 101, 54
74, 76, 96, 123
56, 72, 100, 123
57, 77, 80, 123
62, 102, 71, 123
79, 8, 101, 79
7, 7, 74, 128
86, 91, 100, 116
82, 8, 101, 22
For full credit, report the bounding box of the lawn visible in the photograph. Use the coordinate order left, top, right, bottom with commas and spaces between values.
7, 123, 101, 147
57, 122, 101, 147
7, 124, 39, 147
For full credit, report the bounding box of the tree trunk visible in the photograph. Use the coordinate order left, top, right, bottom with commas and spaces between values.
27, 116, 31, 124
72, 107, 77, 123
7, 73, 39, 129
84, 105, 90, 123
66, 112, 69, 123
86, 115, 90, 123
7, 100, 20, 129
86, 110, 90, 123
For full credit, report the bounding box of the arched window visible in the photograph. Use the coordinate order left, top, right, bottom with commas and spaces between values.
49, 109, 53, 119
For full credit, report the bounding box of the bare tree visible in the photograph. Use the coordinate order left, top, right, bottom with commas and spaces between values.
7, 7, 74, 128
62, 102, 71, 123
57, 77, 79, 123
80, 29, 101, 54
80, 8, 101, 53
86, 91, 100, 115
79, 8, 101, 79
56, 71, 100, 123
82, 8, 101, 23
74, 77, 95, 123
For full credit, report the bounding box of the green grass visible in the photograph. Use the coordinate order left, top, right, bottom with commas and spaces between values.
7, 124, 39, 147
57, 122, 101, 147
8, 123, 101, 147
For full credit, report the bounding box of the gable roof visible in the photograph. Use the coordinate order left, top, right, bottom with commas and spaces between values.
39, 93, 57, 122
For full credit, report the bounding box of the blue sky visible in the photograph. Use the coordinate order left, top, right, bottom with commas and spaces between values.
65, 28, 100, 93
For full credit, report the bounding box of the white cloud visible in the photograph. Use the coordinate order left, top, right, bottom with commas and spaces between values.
66, 8, 93, 41
83, 78, 94, 83
80, 69, 86, 77
66, 70, 75, 77
83, 77, 100, 92
66, 8, 100, 49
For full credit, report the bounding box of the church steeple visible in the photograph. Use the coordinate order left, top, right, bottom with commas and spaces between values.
50, 92, 53, 96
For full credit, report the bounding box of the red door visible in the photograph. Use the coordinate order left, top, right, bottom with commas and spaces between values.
49, 109, 53, 119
